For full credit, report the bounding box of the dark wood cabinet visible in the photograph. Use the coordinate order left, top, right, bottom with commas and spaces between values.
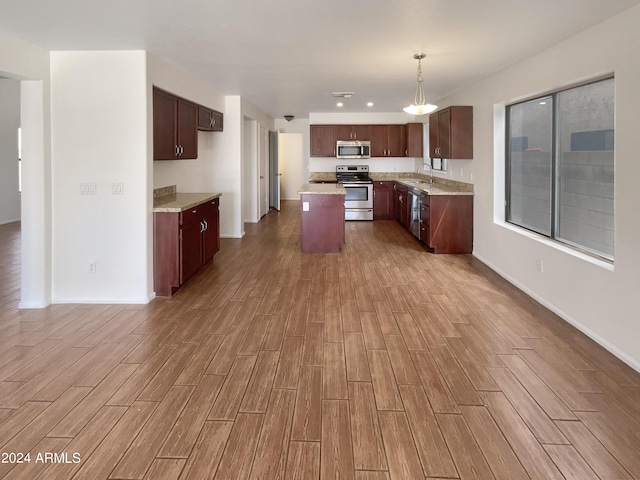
429, 106, 473, 159
336, 125, 371, 141
154, 197, 220, 296
393, 183, 410, 228
300, 193, 345, 253
405, 123, 424, 157
373, 181, 394, 220
153, 87, 198, 160
197, 105, 223, 132
310, 125, 336, 157
371, 125, 404, 157
420, 193, 473, 254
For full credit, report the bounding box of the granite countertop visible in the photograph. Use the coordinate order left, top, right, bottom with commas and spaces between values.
152, 186, 222, 212
308, 172, 474, 196
298, 183, 346, 195
392, 178, 474, 196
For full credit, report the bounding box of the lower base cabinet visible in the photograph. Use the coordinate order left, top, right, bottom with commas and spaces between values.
154, 197, 220, 296
373, 181, 394, 220
420, 194, 473, 254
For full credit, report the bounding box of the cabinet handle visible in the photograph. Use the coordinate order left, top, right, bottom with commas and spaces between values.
175, 145, 180, 157
180, 146, 184, 156
203, 219, 208, 231
200, 221, 205, 233
405, 149, 409, 156
192, 209, 197, 214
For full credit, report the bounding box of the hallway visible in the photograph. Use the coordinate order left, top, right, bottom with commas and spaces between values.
0, 202, 639, 479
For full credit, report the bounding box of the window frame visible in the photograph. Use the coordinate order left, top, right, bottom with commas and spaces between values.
505, 76, 615, 262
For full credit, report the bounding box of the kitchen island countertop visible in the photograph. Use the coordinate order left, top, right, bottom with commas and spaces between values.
298, 183, 346, 195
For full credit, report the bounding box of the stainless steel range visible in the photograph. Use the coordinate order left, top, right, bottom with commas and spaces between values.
336, 165, 373, 221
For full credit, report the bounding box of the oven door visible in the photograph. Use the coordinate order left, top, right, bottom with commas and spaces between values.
342, 183, 373, 209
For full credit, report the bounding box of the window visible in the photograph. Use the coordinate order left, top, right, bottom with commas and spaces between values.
506, 77, 615, 261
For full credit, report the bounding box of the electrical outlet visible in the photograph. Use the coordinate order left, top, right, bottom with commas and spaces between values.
536, 259, 544, 273
89, 261, 96, 273
302, 202, 310, 212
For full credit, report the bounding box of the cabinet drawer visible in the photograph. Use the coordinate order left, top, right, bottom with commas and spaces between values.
420, 193, 429, 205
180, 206, 204, 227
420, 203, 430, 225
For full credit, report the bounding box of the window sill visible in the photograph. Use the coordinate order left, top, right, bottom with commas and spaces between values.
496, 221, 614, 272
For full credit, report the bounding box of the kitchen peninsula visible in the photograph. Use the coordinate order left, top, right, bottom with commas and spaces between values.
297, 183, 346, 253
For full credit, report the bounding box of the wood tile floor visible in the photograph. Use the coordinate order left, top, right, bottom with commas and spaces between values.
1, 201, 639, 479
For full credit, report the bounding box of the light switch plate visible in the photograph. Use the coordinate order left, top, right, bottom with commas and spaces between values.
112, 183, 124, 195
80, 182, 96, 195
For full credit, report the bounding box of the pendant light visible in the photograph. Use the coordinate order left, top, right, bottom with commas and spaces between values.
403, 53, 437, 115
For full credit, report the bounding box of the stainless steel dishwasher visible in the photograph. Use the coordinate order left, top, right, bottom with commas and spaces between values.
408, 188, 421, 238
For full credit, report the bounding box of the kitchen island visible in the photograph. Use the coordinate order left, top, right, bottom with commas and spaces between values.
297, 183, 346, 253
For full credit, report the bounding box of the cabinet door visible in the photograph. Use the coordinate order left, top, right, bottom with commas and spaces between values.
428, 112, 439, 158
336, 125, 353, 141
153, 88, 178, 160
177, 98, 198, 159
405, 123, 423, 157
351, 125, 370, 141
370, 125, 388, 157
180, 220, 203, 284
197, 105, 223, 132
373, 181, 394, 220
203, 199, 220, 262
438, 108, 452, 158
387, 125, 404, 157
310, 126, 336, 156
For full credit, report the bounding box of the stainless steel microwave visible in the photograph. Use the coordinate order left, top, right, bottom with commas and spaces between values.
336, 140, 371, 159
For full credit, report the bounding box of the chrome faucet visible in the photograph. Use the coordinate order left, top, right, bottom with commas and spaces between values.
425, 162, 434, 184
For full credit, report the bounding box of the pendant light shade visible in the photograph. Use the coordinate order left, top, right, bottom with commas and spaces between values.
403, 53, 437, 115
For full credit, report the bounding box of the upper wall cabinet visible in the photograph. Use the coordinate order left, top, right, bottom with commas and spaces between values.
310, 123, 424, 158
429, 106, 473, 159
198, 105, 224, 132
370, 125, 404, 157
153, 87, 224, 160
153, 87, 198, 160
405, 123, 423, 157
336, 125, 371, 141
310, 125, 337, 157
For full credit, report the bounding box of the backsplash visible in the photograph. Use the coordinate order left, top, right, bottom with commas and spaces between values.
153, 185, 176, 199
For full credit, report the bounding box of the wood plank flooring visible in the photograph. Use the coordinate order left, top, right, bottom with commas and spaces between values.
1, 203, 640, 479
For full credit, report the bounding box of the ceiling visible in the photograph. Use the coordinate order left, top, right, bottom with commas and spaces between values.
1, 0, 639, 119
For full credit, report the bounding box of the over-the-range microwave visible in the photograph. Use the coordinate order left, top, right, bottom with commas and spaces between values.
336, 140, 371, 159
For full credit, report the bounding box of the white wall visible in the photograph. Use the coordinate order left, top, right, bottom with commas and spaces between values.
439, 5, 640, 370
243, 118, 258, 223
308, 112, 423, 175
50, 51, 149, 303
0, 31, 52, 308
0, 78, 21, 224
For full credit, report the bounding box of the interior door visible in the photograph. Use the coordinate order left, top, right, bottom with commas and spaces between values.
269, 130, 280, 211
259, 126, 269, 217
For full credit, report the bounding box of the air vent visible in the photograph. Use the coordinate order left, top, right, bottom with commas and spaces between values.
332, 92, 354, 98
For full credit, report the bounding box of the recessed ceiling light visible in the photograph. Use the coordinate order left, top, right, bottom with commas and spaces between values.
337, 102, 344, 107
367, 102, 374, 107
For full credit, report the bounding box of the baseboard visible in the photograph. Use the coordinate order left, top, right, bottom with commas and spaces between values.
472, 252, 640, 373
0, 218, 20, 226
18, 300, 51, 309
50, 296, 152, 305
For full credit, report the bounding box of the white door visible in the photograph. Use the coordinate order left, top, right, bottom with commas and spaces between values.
269, 131, 280, 211
259, 126, 269, 217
